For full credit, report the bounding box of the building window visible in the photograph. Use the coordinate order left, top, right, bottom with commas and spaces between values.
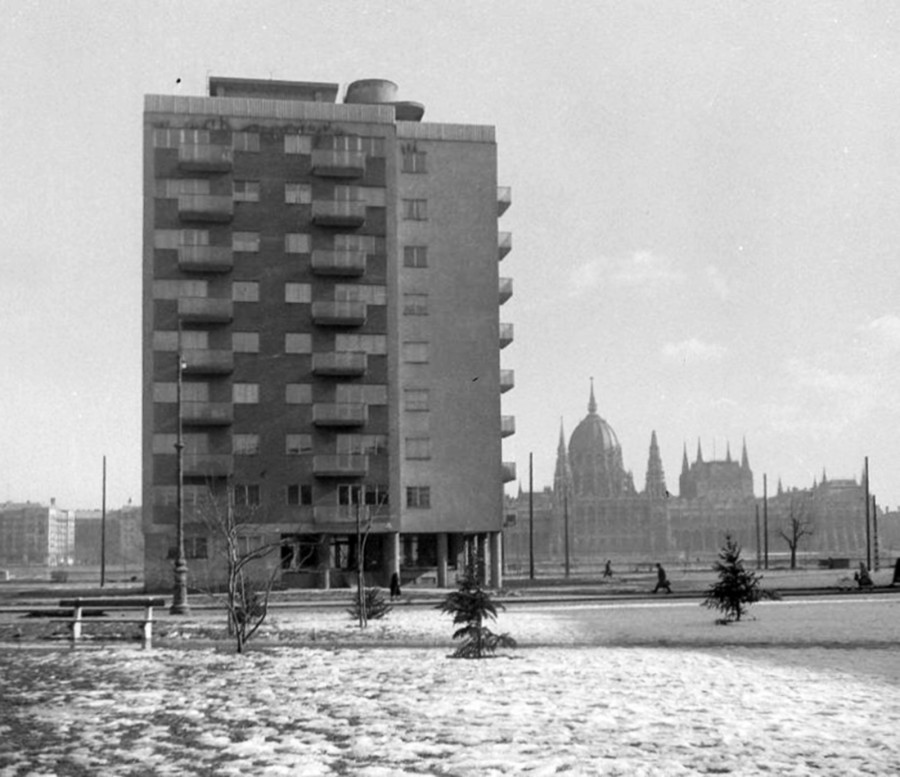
335, 384, 387, 405
335, 234, 385, 253
233, 181, 260, 202
403, 246, 428, 268
285, 233, 311, 254
285, 434, 313, 455
233, 484, 261, 506
403, 389, 429, 411
233, 383, 259, 404
285, 383, 312, 404
152, 279, 207, 300
232, 282, 259, 302
287, 484, 312, 506
182, 383, 209, 402
233, 232, 260, 252
337, 434, 387, 455
406, 486, 431, 509
285, 183, 312, 204
402, 150, 427, 173
402, 199, 428, 220
405, 437, 431, 460
334, 284, 386, 305
285, 283, 312, 303
232, 132, 260, 152
284, 134, 312, 154
186, 537, 208, 560
402, 341, 429, 363
285, 333, 312, 354
232, 332, 260, 353
152, 128, 209, 148
403, 293, 428, 315
233, 434, 260, 455
335, 334, 387, 355
180, 330, 208, 350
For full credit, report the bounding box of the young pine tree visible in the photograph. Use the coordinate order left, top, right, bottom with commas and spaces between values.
437, 560, 516, 659
703, 534, 763, 624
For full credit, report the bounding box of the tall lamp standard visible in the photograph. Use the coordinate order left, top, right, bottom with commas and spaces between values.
170, 346, 190, 614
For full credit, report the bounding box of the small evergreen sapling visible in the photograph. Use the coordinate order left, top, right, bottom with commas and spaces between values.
347, 587, 392, 622
703, 534, 763, 623
437, 565, 516, 659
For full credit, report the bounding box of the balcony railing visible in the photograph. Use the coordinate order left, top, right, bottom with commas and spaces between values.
181, 349, 234, 375
311, 352, 367, 376
313, 454, 369, 478
178, 144, 233, 172
312, 402, 368, 427
177, 297, 233, 323
310, 149, 366, 178
178, 194, 234, 222
177, 245, 233, 273
502, 461, 517, 483
183, 453, 233, 478
500, 369, 515, 393
497, 186, 512, 217
499, 323, 514, 349
310, 249, 367, 276
311, 200, 366, 228
181, 402, 233, 426
501, 415, 516, 438
498, 232, 512, 261
311, 300, 367, 327
498, 277, 513, 305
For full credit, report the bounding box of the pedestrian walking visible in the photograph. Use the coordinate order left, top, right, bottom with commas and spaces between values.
389, 571, 402, 600
603, 559, 613, 578
652, 562, 672, 594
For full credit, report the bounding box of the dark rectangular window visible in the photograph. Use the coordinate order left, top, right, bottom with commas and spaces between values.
234, 484, 261, 506
287, 484, 312, 506
402, 150, 427, 173
406, 486, 431, 509
403, 246, 428, 268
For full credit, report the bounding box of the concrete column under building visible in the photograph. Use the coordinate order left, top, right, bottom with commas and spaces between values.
384, 531, 400, 584
436, 533, 449, 587
317, 534, 332, 590
490, 531, 503, 588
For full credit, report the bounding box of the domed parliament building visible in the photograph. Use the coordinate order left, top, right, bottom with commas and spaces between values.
505, 383, 873, 571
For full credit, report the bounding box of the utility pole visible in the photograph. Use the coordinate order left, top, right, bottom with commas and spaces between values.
763, 474, 769, 570
864, 456, 871, 570
755, 503, 761, 571
872, 495, 879, 572
528, 453, 534, 581
101, 455, 107, 587
171, 343, 189, 615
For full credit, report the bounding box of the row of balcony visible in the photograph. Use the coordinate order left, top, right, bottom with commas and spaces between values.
179, 453, 517, 483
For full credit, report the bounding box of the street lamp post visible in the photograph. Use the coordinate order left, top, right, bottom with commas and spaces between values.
171, 348, 190, 614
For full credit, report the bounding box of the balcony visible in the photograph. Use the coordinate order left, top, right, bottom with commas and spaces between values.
178, 194, 234, 222
313, 454, 369, 478
311, 300, 367, 327
312, 402, 368, 427
498, 232, 512, 261
312, 505, 391, 531
501, 415, 516, 438
499, 323, 514, 349
312, 352, 367, 376
177, 245, 233, 273
311, 249, 367, 276
178, 144, 233, 172
502, 461, 517, 483
181, 349, 234, 375
310, 149, 366, 178
181, 402, 233, 426
497, 186, 511, 217
311, 200, 367, 228
183, 453, 233, 478
177, 297, 233, 324
499, 277, 513, 305
182, 453, 234, 478
500, 369, 515, 393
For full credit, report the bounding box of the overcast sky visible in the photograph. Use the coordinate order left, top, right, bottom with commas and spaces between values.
2, 0, 899, 510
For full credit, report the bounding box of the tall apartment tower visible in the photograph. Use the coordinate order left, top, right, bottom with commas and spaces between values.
142, 77, 514, 590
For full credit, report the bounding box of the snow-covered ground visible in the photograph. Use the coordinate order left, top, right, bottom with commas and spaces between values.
1, 598, 898, 776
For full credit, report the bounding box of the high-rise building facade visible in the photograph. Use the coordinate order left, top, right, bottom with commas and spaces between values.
142, 77, 514, 590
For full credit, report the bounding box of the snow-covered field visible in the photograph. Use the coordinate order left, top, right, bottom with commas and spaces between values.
1, 598, 898, 776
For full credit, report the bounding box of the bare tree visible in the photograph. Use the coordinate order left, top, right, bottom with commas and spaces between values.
193, 483, 310, 653
777, 496, 814, 570
353, 491, 390, 629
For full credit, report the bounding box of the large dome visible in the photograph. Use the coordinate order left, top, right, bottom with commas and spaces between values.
569, 385, 620, 456
567, 382, 630, 499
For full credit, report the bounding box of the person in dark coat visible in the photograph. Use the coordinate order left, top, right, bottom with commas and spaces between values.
389, 571, 402, 600
892, 558, 900, 587
854, 562, 873, 589
652, 563, 672, 594
603, 559, 613, 578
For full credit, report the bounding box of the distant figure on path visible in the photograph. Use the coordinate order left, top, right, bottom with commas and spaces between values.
653, 563, 672, 594
892, 558, 900, 587
854, 562, 873, 589
389, 571, 402, 600
603, 560, 613, 578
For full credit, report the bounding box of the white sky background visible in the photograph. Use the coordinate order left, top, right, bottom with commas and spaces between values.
1, 0, 899, 509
